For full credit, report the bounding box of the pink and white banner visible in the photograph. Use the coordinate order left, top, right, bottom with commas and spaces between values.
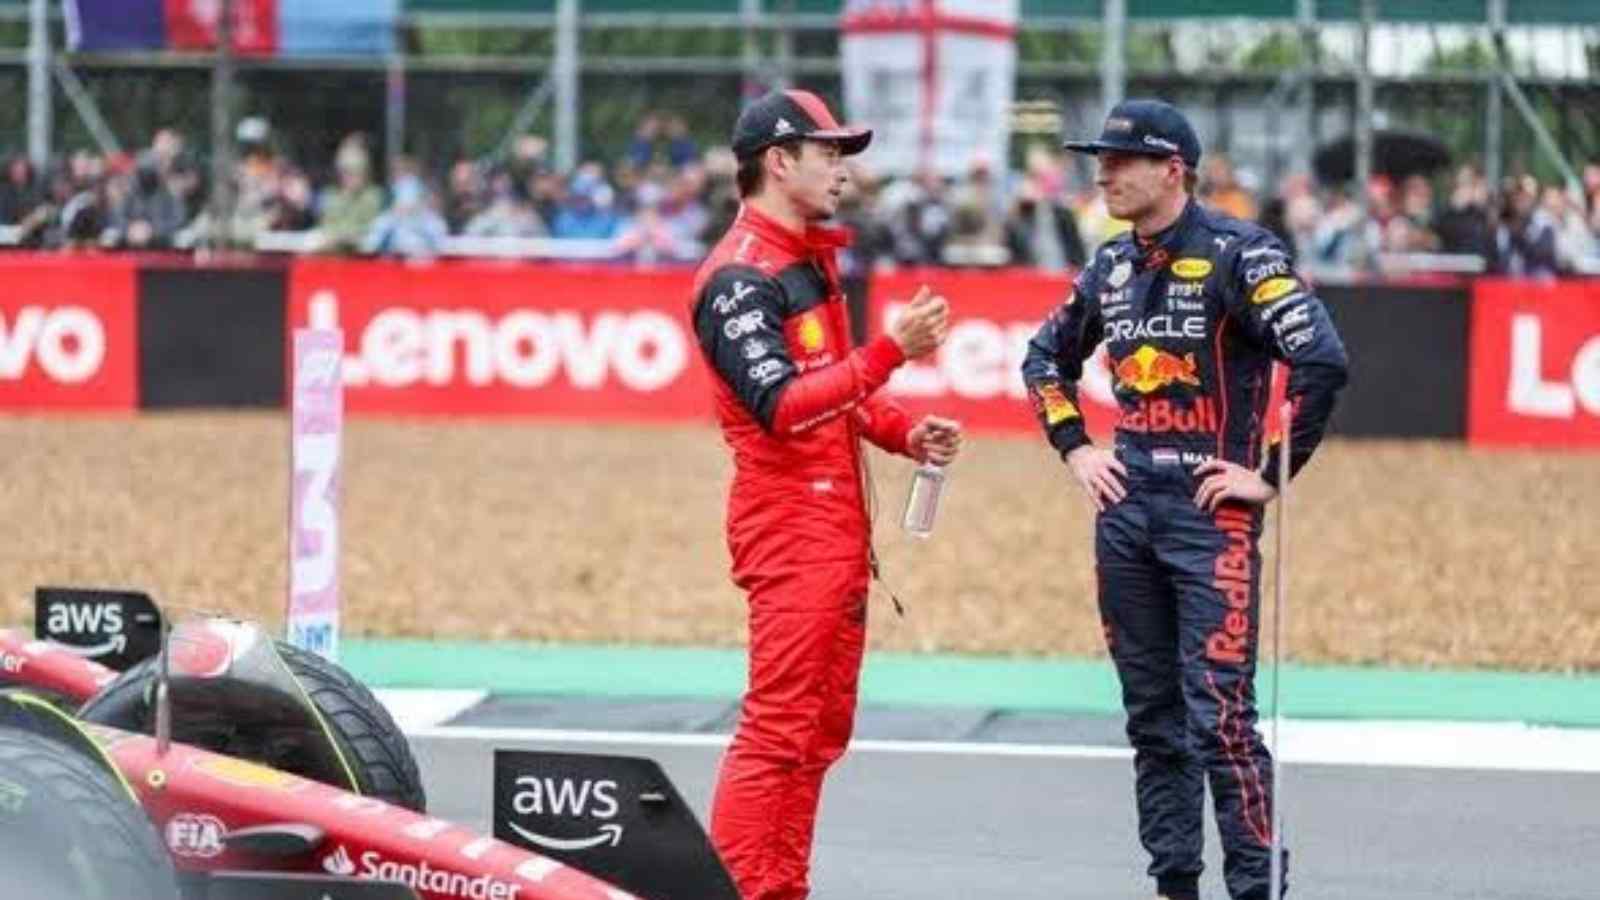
840, 0, 1018, 178
287, 328, 344, 661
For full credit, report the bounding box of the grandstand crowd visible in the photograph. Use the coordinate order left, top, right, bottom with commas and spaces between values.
5, 113, 1600, 277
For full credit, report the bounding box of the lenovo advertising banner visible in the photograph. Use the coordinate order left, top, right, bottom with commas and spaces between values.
286, 259, 712, 420
1470, 279, 1600, 448
0, 256, 137, 412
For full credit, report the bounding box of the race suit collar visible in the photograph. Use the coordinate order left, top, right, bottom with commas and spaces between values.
738, 203, 854, 258
1133, 197, 1198, 271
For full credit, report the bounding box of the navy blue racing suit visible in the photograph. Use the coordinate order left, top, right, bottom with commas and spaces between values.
1021, 200, 1348, 900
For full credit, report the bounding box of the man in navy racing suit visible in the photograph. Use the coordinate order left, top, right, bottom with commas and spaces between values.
1021, 99, 1349, 900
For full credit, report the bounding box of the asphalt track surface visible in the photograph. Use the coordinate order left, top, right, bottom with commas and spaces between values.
406, 719, 1600, 900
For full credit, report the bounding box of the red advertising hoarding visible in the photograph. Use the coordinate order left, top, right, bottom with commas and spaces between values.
867, 268, 1118, 437
287, 259, 713, 421
1470, 279, 1600, 448
0, 255, 137, 412
286, 260, 1114, 436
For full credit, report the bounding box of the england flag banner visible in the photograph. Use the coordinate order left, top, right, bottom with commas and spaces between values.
840, 0, 1018, 178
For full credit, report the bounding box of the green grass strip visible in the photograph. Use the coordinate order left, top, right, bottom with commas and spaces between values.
343, 640, 1600, 727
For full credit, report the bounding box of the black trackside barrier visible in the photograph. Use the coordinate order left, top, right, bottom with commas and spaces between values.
1318, 281, 1470, 439
493, 750, 740, 900
33, 586, 163, 672
138, 267, 288, 408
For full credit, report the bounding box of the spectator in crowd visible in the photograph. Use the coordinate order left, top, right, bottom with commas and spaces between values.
626, 113, 700, 170
110, 157, 188, 248
614, 180, 697, 264
443, 159, 488, 234
1382, 173, 1440, 254
0, 156, 45, 228
1542, 184, 1595, 272
883, 167, 950, 265
273, 168, 318, 232
225, 116, 284, 248
656, 165, 709, 251
319, 135, 385, 254
624, 114, 663, 170
1436, 163, 1494, 259
1198, 153, 1256, 221
462, 171, 546, 239
943, 155, 1008, 266
834, 160, 893, 342
550, 166, 621, 240
698, 146, 740, 245
1581, 161, 1600, 234
363, 158, 449, 258
528, 168, 568, 227
1258, 170, 1320, 262
663, 115, 700, 169
1309, 186, 1365, 267
1004, 147, 1086, 270
506, 134, 549, 186
1494, 173, 1560, 277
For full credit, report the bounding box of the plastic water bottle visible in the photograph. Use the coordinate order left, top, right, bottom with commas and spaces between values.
901, 463, 947, 539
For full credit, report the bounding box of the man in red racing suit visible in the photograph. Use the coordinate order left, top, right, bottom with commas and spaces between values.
689, 89, 961, 900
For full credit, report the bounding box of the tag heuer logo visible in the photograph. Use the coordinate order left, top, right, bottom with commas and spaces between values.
774, 118, 795, 136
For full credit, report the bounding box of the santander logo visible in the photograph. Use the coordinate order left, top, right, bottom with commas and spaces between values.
323, 844, 356, 876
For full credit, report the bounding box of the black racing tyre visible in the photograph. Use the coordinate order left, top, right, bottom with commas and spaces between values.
79, 640, 426, 812
0, 727, 179, 900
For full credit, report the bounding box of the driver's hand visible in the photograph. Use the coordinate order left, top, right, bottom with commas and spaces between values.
1064, 445, 1127, 513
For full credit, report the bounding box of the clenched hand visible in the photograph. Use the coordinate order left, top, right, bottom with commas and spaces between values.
888, 285, 950, 359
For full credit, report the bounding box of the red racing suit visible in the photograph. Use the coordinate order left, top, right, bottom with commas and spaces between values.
689, 204, 914, 900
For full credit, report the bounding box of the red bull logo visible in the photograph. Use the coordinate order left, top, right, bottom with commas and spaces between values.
1206, 506, 1256, 665
1118, 397, 1220, 434
1114, 344, 1201, 394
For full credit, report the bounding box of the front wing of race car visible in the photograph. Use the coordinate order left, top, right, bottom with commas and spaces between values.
2, 589, 738, 900
0, 689, 634, 900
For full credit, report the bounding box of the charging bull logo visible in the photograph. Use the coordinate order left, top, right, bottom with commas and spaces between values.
1205, 507, 1256, 665
1114, 345, 1201, 395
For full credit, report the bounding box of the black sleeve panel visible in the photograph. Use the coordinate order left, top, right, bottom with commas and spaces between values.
692, 264, 796, 430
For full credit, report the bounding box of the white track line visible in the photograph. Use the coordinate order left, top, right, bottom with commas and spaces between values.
374, 689, 488, 732
401, 719, 1600, 774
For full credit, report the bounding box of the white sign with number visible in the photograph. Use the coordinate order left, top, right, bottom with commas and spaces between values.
288, 329, 343, 661
840, 0, 1018, 178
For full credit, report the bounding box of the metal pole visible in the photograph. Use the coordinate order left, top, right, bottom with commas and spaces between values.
774, 0, 793, 91
1485, 0, 1504, 190
386, 52, 406, 180
553, 0, 579, 173
1102, 0, 1126, 112
1266, 400, 1292, 900
210, 0, 237, 249
1295, 0, 1316, 177
1497, 71, 1582, 196
27, 0, 49, 168
1353, 0, 1375, 270
740, 0, 761, 97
